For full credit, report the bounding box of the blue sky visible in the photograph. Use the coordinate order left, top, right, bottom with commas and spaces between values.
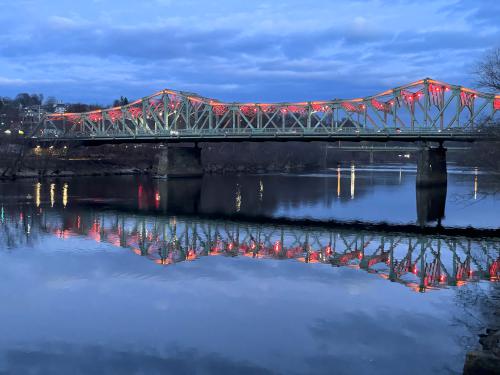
0, 0, 498, 105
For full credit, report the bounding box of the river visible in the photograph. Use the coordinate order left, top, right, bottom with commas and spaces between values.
0, 164, 498, 374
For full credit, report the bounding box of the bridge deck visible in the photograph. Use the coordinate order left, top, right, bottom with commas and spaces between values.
32, 128, 490, 144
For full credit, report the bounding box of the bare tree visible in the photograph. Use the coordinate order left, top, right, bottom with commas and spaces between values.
475, 47, 500, 93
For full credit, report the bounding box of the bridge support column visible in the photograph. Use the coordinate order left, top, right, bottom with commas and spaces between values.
416, 145, 447, 187
416, 185, 447, 226
155, 144, 203, 178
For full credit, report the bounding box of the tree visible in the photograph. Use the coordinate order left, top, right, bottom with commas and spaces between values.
112, 96, 129, 107
66, 103, 91, 113
475, 47, 500, 93
14, 93, 32, 107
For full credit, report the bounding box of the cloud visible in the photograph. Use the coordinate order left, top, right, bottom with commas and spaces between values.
0, 0, 498, 104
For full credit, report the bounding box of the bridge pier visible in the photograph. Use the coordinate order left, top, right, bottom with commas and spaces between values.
155, 144, 203, 178
416, 145, 447, 187
416, 185, 447, 226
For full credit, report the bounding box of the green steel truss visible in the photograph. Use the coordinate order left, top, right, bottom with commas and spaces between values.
37, 78, 500, 142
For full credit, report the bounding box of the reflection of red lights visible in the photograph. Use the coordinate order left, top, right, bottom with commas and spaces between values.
36, 210, 497, 294
325, 246, 332, 256
489, 260, 499, 279
274, 241, 281, 253
494, 99, 500, 110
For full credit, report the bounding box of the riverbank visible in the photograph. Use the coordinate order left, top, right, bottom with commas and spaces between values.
1, 139, 499, 180
463, 284, 500, 374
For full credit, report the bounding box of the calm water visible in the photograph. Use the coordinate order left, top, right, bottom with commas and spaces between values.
0, 164, 499, 374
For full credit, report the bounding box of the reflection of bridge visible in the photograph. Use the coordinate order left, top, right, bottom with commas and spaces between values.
33, 78, 500, 179
2, 206, 498, 293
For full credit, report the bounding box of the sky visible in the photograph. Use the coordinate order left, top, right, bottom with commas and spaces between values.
0, 0, 498, 105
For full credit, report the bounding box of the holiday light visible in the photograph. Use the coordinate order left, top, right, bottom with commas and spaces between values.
259, 104, 276, 113
212, 104, 228, 116
127, 107, 142, 118
240, 105, 257, 116
460, 91, 475, 108
311, 103, 329, 112
342, 102, 358, 112
107, 109, 122, 121
371, 98, 386, 111
88, 112, 102, 122
287, 105, 306, 114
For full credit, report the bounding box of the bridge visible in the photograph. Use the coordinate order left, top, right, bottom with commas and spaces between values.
1, 204, 498, 293
34, 78, 500, 181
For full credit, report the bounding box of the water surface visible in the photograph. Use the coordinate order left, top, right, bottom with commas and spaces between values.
0, 164, 498, 374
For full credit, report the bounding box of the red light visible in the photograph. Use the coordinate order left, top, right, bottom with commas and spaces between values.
288, 105, 306, 114
212, 104, 228, 116
88, 112, 102, 122
371, 98, 387, 111
312, 103, 328, 112
240, 105, 257, 116
342, 102, 358, 112
108, 109, 122, 121
128, 107, 142, 118
259, 104, 276, 113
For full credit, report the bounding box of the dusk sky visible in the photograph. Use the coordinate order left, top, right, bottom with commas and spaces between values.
0, 0, 498, 105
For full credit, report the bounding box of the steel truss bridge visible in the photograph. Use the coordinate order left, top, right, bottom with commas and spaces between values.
3, 206, 498, 293
37, 78, 500, 143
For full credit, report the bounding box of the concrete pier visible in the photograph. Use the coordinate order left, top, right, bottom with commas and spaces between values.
416, 146, 447, 187
416, 185, 447, 226
155, 144, 203, 178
